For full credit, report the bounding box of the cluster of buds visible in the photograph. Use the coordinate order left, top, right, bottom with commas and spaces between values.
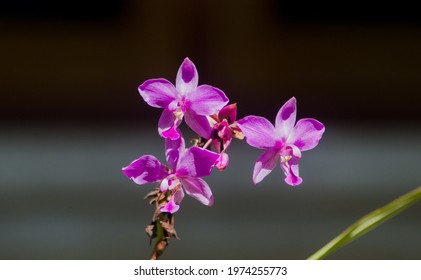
122, 58, 325, 258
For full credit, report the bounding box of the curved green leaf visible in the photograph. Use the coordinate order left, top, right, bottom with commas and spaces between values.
308, 186, 421, 260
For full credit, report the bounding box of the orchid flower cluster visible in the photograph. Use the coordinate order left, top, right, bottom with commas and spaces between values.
122, 58, 325, 258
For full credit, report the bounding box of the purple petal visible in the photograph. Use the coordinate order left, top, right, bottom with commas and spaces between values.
180, 177, 214, 206
176, 58, 198, 95
237, 116, 277, 149
158, 107, 182, 140
177, 147, 219, 177
184, 110, 211, 139
138, 78, 178, 108
161, 127, 181, 140
173, 188, 185, 204
188, 85, 229, 115
253, 148, 280, 184
218, 103, 237, 124
122, 155, 168, 185
281, 157, 302, 186
289, 118, 325, 151
275, 97, 297, 138
165, 134, 185, 170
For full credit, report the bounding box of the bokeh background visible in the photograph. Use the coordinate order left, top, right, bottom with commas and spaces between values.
1, 0, 420, 259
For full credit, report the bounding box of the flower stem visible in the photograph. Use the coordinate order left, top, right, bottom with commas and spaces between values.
150, 237, 168, 260
150, 214, 168, 260
307, 186, 421, 260
202, 138, 213, 150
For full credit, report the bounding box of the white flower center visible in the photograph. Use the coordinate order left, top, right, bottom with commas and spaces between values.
280, 155, 292, 163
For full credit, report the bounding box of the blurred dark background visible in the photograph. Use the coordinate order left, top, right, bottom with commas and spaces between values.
1, 0, 420, 259
2, 0, 421, 122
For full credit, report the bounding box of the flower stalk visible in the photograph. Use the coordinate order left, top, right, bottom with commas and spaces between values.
149, 214, 170, 260
145, 188, 179, 260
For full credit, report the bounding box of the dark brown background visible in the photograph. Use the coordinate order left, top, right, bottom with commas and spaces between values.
1, 0, 420, 123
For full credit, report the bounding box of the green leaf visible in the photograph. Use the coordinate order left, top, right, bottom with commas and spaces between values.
308, 186, 421, 260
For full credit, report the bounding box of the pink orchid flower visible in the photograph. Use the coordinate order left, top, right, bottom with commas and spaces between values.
122, 133, 219, 213
208, 103, 243, 171
138, 58, 229, 140
237, 97, 325, 186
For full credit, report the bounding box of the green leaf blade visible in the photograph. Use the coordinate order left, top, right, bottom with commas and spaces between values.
308, 186, 421, 260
